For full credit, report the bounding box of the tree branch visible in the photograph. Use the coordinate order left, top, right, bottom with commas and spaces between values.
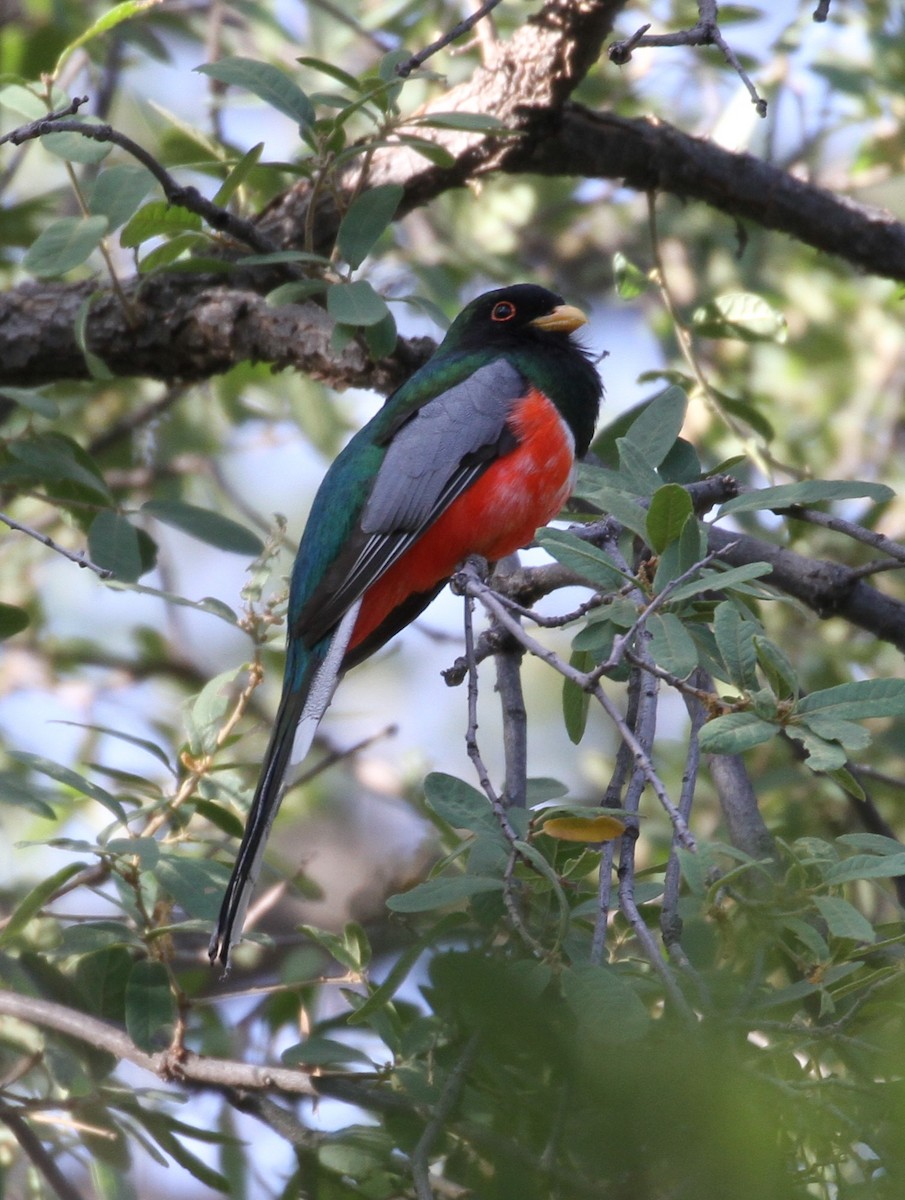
707, 525, 905, 653
609, 1, 767, 116
0, 989, 318, 1098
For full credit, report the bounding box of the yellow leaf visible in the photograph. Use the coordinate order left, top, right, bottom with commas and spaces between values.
541, 815, 625, 843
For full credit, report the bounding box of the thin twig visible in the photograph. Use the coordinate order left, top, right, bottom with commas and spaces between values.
0, 510, 112, 578
589, 541, 740, 681
395, 0, 506, 77
609, 0, 767, 116
461, 575, 543, 953
661, 680, 707, 964
779, 505, 905, 564
614, 643, 690, 1011
2, 110, 275, 254
0, 1105, 87, 1200
589, 840, 616, 965
411, 1035, 479, 1200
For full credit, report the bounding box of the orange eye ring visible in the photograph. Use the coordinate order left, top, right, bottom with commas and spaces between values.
491, 301, 517, 322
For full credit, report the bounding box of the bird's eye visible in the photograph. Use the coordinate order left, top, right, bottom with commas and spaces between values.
491, 301, 517, 322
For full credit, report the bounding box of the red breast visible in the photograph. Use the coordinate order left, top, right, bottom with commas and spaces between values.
349, 387, 575, 652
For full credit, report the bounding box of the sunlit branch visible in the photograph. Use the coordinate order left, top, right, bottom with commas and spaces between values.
609, 0, 767, 116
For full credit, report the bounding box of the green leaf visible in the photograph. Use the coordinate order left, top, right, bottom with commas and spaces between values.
125, 960, 176, 1052
837, 833, 905, 855
621, 386, 688, 470
9, 433, 109, 501
423, 772, 496, 833
561, 964, 650, 1044
693, 291, 787, 342
282, 1037, 373, 1067
796, 679, 905, 721
0, 386, 59, 417
615, 437, 662, 494
10, 751, 126, 822
156, 857, 227, 921
720, 480, 894, 516
821, 853, 905, 884
652, 509, 707, 594
195, 57, 315, 129
571, 472, 651, 539
138, 233, 211, 273
413, 111, 510, 131
753, 635, 798, 701
296, 56, 363, 92
186, 667, 243, 756
88, 511, 143, 581
800, 713, 870, 752
75, 946, 132, 1020
137, 1111, 231, 1193
613, 251, 650, 299
74, 296, 115, 381
337, 184, 403, 269
212, 142, 264, 207
349, 913, 464, 1025
646, 485, 693, 553
24, 215, 109, 276
713, 602, 759, 690
396, 135, 457, 167
392, 293, 451, 329
142, 500, 264, 555
386, 875, 503, 913
0, 83, 48, 120
698, 712, 776, 754
783, 917, 829, 963
811, 896, 875, 943
563, 649, 594, 743
88, 165, 155, 231
664, 561, 772, 605
647, 613, 699, 679
326, 279, 389, 326
266, 279, 328, 306
55, 0, 155, 72
534, 528, 629, 590
364, 309, 398, 359
0, 861, 87, 947
0, 603, 29, 640
120, 200, 202, 249
785, 726, 848, 771
659, 436, 702, 484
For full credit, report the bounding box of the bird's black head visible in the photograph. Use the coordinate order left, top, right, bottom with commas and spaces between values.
440, 284, 588, 353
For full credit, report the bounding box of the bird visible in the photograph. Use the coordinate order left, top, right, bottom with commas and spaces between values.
210, 283, 603, 970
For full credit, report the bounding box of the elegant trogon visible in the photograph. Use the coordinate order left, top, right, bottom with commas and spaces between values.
210, 283, 603, 969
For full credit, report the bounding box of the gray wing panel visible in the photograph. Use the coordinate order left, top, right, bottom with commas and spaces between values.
360, 358, 526, 535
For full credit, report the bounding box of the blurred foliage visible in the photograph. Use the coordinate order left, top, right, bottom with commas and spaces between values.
2, 1, 905, 1198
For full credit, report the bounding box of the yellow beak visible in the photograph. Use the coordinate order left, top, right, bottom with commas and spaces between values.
530, 303, 588, 334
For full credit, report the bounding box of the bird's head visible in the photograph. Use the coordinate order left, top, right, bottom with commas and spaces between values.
439, 284, 589, 353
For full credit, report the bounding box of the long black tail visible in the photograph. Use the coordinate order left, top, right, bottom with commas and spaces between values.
209, 601, 361, 973
208, 680, 306, 972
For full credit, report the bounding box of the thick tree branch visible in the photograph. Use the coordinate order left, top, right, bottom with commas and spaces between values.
523, 106, 905, 284
707, 525, 905, 653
